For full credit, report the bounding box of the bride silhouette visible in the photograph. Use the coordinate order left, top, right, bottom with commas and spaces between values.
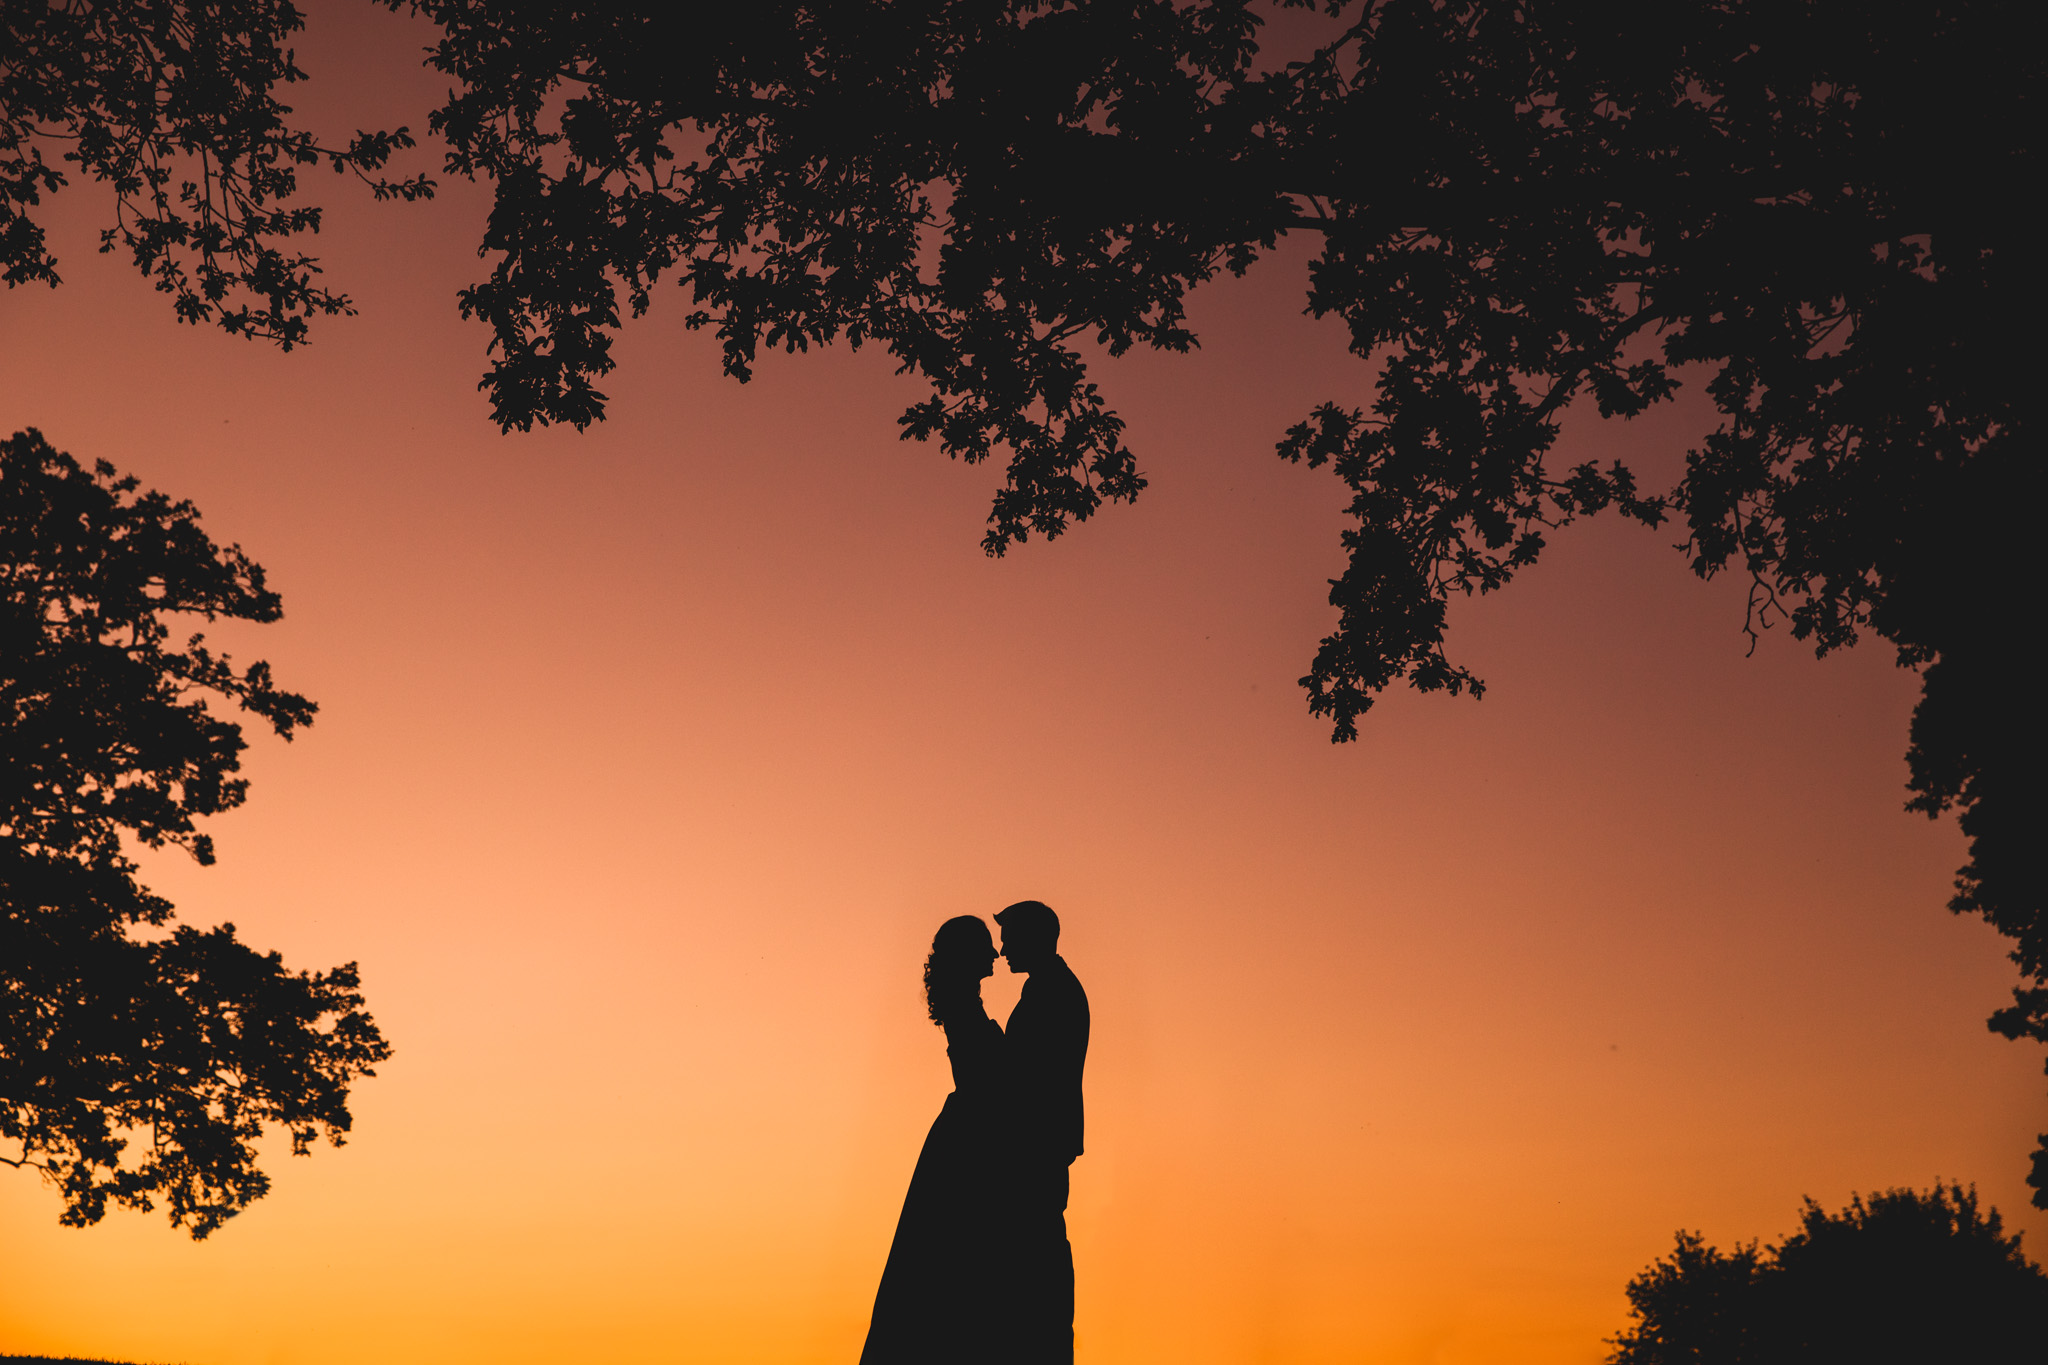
860, 915, 1019, 1363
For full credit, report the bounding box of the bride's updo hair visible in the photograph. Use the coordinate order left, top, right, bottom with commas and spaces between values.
923, 915, 993, 1026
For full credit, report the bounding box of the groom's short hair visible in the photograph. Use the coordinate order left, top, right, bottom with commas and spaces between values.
995, 899, 1059, 941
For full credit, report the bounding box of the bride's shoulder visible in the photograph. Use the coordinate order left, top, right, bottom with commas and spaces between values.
944, 1011, 1001, 1045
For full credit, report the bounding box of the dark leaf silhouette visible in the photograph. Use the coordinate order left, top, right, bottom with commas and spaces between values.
0, 429, 388, 1238
4, 2, 2041, 1198
1610, 1183, 2048, 1364
386, 0, 2046, 1202
0, 1, 433, 346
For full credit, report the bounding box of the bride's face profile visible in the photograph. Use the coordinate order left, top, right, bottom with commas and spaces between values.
925, 916, 999, 1023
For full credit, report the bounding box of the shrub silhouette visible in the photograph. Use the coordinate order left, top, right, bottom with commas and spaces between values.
1610, 1182, 2047, 1364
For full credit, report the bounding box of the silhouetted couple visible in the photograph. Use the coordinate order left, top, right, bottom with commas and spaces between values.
860, 900, 1090, 1365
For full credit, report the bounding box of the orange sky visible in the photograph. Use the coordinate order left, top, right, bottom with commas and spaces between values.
2, 8, 2040, 1364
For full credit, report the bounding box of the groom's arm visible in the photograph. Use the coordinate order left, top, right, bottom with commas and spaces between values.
1052, 975, 1089, 1162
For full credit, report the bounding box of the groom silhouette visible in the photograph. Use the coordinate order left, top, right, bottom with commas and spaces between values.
995, 899, 1089, 1364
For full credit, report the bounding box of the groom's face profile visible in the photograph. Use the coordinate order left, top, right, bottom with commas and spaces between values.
997, 924, 1052, 974
996, 899, 1059, 974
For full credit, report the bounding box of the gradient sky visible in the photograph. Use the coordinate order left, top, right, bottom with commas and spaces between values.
2, 8, 2039, 1365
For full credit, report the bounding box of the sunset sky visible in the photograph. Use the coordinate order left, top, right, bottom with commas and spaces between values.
2, 8, 2039, 1365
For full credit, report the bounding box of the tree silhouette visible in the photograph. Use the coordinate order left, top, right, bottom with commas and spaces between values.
4, 1, 2041, 1198
1609, 1183, 2047, 1364
0, 430, 389, 1238
384, 0, 2048, 1206
1, 0, 431, 345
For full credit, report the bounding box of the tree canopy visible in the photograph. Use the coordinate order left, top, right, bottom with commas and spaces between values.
1, 0, 431, 344
1, 0, 2041, 1199
0, 429, 388, 1238
1608, 1183, 2047, 1363
396, 0, 2048, 1210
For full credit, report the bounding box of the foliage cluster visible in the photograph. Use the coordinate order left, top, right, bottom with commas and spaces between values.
1609, 1183, 2047, 1363
379, 0, 2046, 1193
1, 0, 2042, 1203
1, 0, 432, 344
0, 430, 388, 1238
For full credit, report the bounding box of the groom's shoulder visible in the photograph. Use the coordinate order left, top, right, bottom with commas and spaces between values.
1048, 955, 1088, 1006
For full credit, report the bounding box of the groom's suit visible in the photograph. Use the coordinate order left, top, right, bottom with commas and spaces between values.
1004, 954, 1089, 1364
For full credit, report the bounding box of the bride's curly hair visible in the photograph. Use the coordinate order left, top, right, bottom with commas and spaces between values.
923, 915, 993, 1026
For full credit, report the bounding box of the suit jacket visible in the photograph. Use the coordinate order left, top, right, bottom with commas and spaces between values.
1005, 954, 1090, 1166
